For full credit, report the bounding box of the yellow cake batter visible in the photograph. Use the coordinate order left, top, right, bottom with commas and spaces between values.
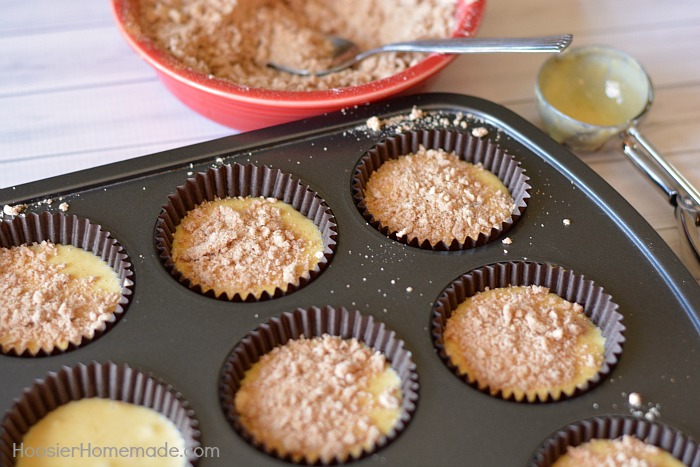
15, 398, 187, 467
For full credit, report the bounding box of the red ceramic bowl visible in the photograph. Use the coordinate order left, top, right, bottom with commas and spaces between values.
111, 0, 485, 131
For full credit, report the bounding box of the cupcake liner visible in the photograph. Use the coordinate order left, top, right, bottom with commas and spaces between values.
155, 163, 337, 302
529, 415, 700, 467
352, 129, 530, 251
219, 305, 419, 464
0, 212, 134, 357
0, 361, 201, 466
431, 261, 625, 403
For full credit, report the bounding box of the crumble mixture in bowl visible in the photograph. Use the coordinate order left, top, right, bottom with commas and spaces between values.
137, 0, 462, 92
110, 0, 485, 129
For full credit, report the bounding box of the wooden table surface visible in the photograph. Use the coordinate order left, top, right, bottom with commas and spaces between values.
1, 0, 699, 281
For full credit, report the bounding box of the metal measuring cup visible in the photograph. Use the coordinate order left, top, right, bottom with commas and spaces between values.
535, 45, 700, 267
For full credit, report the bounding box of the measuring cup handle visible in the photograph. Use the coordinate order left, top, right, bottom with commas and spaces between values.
623, 126, 700, 217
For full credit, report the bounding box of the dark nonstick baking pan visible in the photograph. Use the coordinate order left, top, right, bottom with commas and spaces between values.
1, 93, 699, 466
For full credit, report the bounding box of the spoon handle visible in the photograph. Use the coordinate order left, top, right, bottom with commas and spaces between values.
623, 125, 700, 216
623, 125, 700, 263
368, 34, 573, 56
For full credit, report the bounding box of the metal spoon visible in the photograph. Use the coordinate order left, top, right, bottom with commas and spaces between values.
268, 34, 573, 77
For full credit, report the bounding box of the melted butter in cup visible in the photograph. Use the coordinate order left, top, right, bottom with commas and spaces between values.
535, 45, 652, 151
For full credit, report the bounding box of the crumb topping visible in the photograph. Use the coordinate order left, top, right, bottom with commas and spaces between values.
0, 241, 121, 354
235, 334, 402, 463
444, 285, 605, 399
363, 146, 515, 245
137, 0, 457, 91
3, 204, 27, 216
471, 126, 488, 137
171, 197, 323, 299
553, 435, 684, 467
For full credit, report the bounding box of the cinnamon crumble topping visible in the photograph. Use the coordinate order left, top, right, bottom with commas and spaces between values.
444, 285, 605, 401
235, 334, 402, 463
364, 146, 515, 245
171, 197, 324, 299
0, 241, 121, 355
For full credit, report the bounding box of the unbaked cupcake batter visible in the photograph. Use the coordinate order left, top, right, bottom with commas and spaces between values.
364, 146, 515, 245
552, 435, 684, 467
0, 241, 121, 355
234, 334, 402, 463
16, 398, 186, 467
171, 197, 324, 299
443, 285, 605, 401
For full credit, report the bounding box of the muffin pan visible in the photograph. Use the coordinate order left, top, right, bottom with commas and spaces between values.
1, 93, 699, 466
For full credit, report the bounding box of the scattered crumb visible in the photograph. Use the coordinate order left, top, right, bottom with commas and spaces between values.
409, 106, 424, 120
3, 204, 27, 217
563, 218, 571, 226
366, 116, 382, 132
471, 127, 488, 138
628, 392, 643, 408
501, 237, 512, 245
58, 202, 69, 212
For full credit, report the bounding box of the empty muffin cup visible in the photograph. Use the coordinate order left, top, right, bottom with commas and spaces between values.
529, 415, 700, 466
352, 129, 530, 251
219, 305, 419, 464
431, 261, 625, 402
0, 361, 201, 466
0, 212, 133, 357
155, 163, 338, 302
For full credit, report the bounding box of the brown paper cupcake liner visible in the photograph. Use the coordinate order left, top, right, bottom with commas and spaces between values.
352, 129, 530, 251
0, 212, 134, 357
431, 261, 625, 403
219, 305, 419, 465
155, 163, 337, 302
529, 415, 700, 467
0, 361, 201, 466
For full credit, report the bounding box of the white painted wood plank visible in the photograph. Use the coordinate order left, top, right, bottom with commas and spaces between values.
432, 22, 700, 103
0, 26, 156, 96
0, 0, 113, 33
0, 140, 207, 188
476, 0, 700, 36
0, 81, 232, 175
